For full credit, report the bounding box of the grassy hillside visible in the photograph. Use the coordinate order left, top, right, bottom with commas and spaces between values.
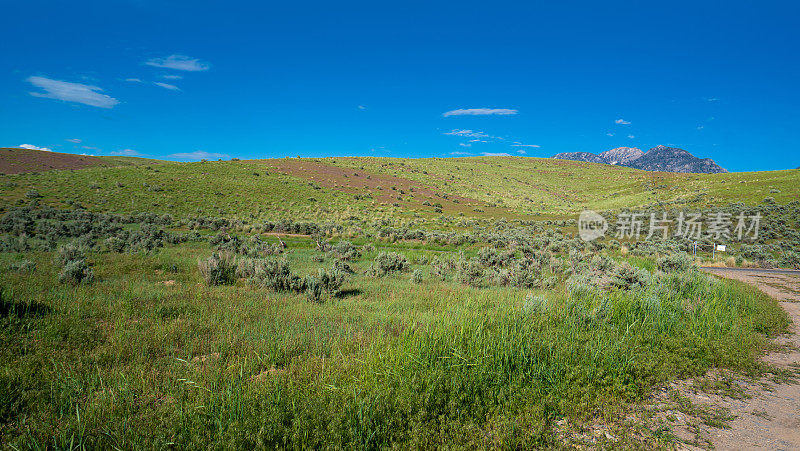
1, 152, 798, 447
1, 154, 798, 223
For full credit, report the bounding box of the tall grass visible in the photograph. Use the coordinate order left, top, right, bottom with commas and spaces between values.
0, 243, 787, 448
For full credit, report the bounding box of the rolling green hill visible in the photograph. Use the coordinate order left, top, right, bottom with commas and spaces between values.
1, 151, 797, 222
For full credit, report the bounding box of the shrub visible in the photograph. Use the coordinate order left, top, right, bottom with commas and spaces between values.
332, 240, 361, 261
317, 267, 346, 296
104, 236, 127, 253
368, 252, 409, 276
431, 256, 456, 280
248, 258, 304, 292
303, 275, 324, 303
411, 269, 423, 284
198, 252, 237, 286
58, 259, 94, 285
456, 258, 484, 287
610, 263, 651, 290
522, 293, 547, 315
656, 253, 694, 273
56, 244, 84, 266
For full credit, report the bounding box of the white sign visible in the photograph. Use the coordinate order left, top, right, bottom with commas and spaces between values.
716, 244, 726, 252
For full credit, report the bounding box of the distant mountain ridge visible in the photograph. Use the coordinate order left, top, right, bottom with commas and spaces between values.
552, 145, 727, 173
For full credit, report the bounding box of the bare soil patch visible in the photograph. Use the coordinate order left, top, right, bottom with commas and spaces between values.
254, 158, 514, 216
0, 148, 117, 174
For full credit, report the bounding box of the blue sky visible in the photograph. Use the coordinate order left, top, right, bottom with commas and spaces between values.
2, 0, 798, 172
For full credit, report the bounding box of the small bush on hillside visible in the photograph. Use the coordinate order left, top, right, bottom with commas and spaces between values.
431, 256, 456, 280
248, 258, 304, 292
411, 269, 423, 284
58, 259, 94, 285
198, 252, 237, 286
332, 240, 361, 261
318, 267, 346, 296
368, 252, 409, 276
610, 263, 651, 291
522, 293, 547, 315
477, 247, 515, 267
656, 253, 694, 273
780, 251, 800, 269
56, 244, 84, 266
456, 258, 484, 287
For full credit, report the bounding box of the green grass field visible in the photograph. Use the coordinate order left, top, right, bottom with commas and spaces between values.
2, 152, 798, 222
0, 151, 797, 447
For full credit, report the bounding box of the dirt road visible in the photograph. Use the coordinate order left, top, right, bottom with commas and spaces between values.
694, 268, 800, 450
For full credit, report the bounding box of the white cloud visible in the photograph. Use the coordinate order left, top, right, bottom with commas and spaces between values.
606, 133, 614, 137
146, 55, 210, 71
19, 144, 52, 152
449, 151, 472, 156
82, 145, 99, 151
615, 119, 631, 125
459, 143, 471, 147
154, 82, 180, 91
443, 108, 518, 117
358, 105, 367, 110
516, 149, 527, 155
26, 76, 119, 108
161, 75, 183, 80
444, 129, 491, 139
627, 135, 635, 139
706, 98, 718, 102
511, 143, 540, 148
66, 138, 82, 143
168, 150, 230, 161
125, 78, 143, 83
110, 149, 143, 156
696, 125, 704, 130
481, 152, 512, 156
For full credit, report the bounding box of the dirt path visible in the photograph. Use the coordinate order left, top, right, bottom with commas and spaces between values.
688, 268, 800, 450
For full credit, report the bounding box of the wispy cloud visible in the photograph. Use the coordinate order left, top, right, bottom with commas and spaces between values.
615, 119, 631, 125
511, 143, 540, 148
449, 151, 472, 156
443, 108, 517, 117
125, 78, 143, 83
696, 125, 705, 130
481, 152, 512, 156
358, 105, 367, 110
516, 149, 527, 155
706, 97, 718, 102
168, 150, 230, 161
110, 149, 143, 156
161, 74, 183, 80
606, 133, 614, 137
444, 129, 491, 139
154, 82, 180, 91
66, 138, 82, 143
26, 76, 119, 108
146, 55, 210, 71
627, 135, 635, 139
459, 143, 471, 147
19, 144, 52, 152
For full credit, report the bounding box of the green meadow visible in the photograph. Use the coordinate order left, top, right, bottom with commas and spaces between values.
0, 154, 798, 448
